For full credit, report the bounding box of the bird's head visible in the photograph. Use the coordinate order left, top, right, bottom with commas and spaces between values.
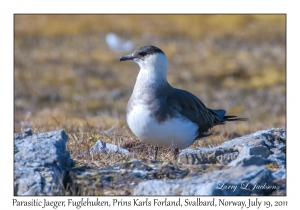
120, 45, 168, 75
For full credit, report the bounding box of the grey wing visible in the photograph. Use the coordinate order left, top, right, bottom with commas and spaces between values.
167, 88, 220, 138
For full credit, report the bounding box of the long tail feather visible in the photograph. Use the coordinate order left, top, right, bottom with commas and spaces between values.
223, 115, 248, 121
209, 108, 248, 123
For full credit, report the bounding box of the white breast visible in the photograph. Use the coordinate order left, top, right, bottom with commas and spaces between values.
127, 104, 199, 149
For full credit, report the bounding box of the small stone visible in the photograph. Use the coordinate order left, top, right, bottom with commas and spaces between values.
238, 146, 271, 158
249, 146, 271, 158
24, 128, 32, 137
120, 169, 127, 175
90, 140, 132, 156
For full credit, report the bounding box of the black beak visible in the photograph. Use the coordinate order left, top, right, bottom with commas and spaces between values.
120, 54, 135, 61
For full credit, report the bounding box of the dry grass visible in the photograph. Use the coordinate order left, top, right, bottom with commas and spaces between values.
14, 14, 286, 167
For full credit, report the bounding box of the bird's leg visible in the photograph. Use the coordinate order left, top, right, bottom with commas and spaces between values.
154, 146, 158, 161
174, 148, 179, 160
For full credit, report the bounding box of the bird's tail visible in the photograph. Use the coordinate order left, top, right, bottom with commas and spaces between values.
209, 109, 248, 124
223, 115, 248, 121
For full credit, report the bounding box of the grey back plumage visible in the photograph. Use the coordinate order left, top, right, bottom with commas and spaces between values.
167, 87, 217, 138
150, 84, 247, 139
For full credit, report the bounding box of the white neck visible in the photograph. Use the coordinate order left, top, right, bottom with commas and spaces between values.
135, 53, 168, 84
132, 53, 169, 96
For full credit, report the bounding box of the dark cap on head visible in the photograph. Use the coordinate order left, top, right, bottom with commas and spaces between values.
120, 45, 165, 61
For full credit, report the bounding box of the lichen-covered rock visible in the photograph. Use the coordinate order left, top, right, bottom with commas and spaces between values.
66, 159, 188, 195
179, 128, 285, 168
272, 169, 286, 179
229, 146, 271, 167
14, 130, 74, 195
14, 127, 286, 196
134, 165, 276, 196
90, 139, 132, 156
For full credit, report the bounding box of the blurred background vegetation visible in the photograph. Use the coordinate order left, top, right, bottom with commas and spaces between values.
14, 15, 285, 165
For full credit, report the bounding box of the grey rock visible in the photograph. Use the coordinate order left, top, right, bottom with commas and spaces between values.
24, 128, 33, 137
134, 165, 276, 196
179, 128, 285, 166
14, 128, 285, 196
230, 156, 271, 167
229, 146, 271, 167
277, 144, 286, 153
272, 169, 286, 179
67, 159, 188, 195
248, 146, 270, 158
271, 140, 286, 154
216, 151, 239, 165
14, 130, 74, 195
14, 128, 33, 140
179, 148, 238, 165
90, 139, 132, 156
272, 127, 286, 142
268, 153, 286, 169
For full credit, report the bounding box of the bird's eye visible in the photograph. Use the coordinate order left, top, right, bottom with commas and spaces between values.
139, 52, 147, 57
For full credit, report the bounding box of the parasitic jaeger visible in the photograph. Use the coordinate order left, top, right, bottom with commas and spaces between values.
120, 45, 247, 161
